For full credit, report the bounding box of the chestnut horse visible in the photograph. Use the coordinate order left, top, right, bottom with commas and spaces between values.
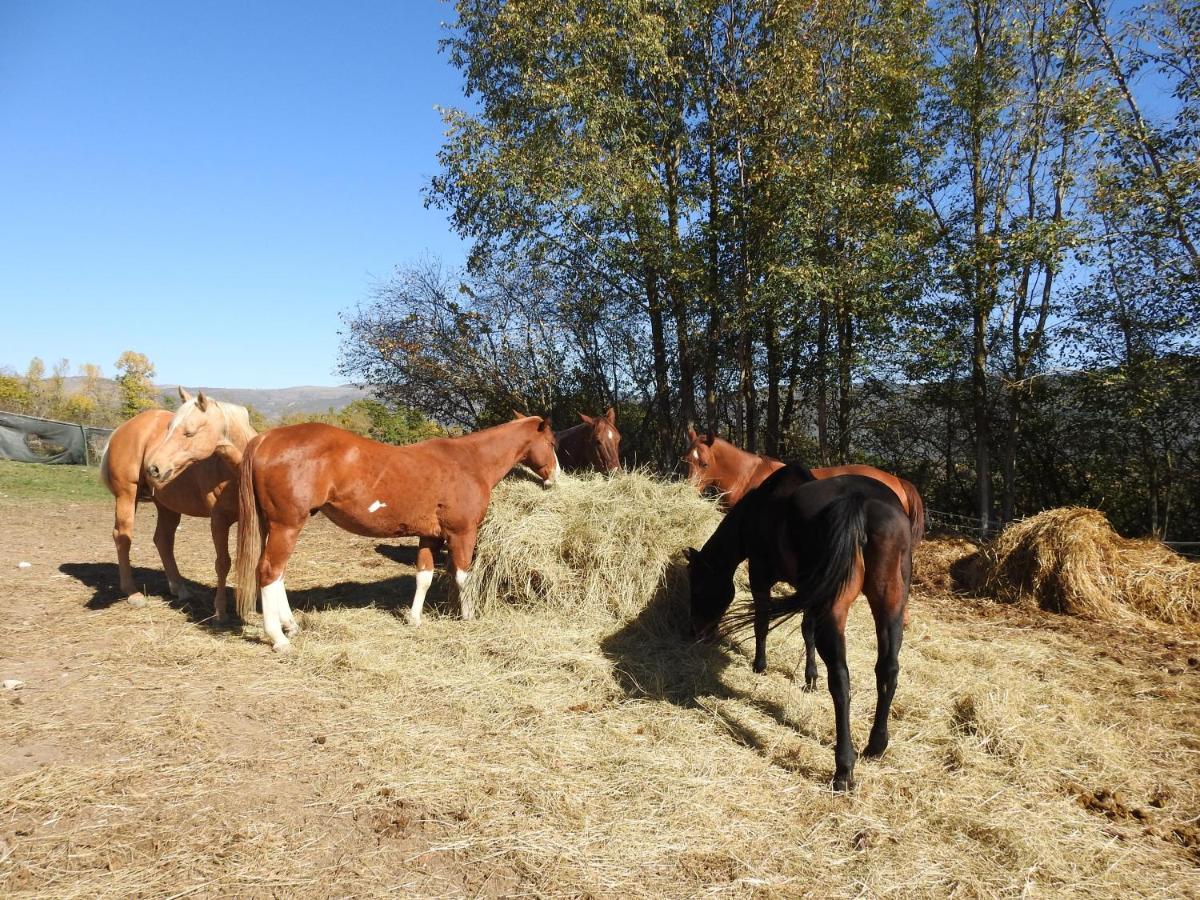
100, 388, 255, 621
683, 428, 925, 548
555, 408, 621, 473
686, 467, 912, 791
234, 416, 560, 652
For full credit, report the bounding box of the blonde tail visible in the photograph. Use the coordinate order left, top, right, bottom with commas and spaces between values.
235, 434, 265, 620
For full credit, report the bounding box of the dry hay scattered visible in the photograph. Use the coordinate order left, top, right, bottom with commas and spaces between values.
912, 534, 980, 594
4, 481, 1200, 897
972, 507, 1200, 626
462, 469, 724, 622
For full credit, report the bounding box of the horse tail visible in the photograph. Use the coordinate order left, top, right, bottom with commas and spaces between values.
234, 434, 265, 621
731, 492, 868, 633
901, 478, 925, 548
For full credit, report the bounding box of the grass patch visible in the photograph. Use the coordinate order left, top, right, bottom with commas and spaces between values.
0, 459, 109, 503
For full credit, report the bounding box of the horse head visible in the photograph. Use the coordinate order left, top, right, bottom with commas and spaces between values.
577, 407, 621, 473
513, 411, 560, 488
683, 545, 735, 642
145, 388, 252, 487
682, 426, 719, 490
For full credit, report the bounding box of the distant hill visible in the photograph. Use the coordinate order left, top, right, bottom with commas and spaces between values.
60, 377, 372, 417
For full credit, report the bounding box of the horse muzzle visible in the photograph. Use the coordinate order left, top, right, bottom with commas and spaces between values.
146, 463, 173, 485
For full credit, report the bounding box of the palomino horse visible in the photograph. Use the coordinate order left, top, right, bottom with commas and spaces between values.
555, 408, 621, 473
234, 416, 560, 652
100, 388, 255, 621
686, 467, 912, 792
683, 428, 925, 547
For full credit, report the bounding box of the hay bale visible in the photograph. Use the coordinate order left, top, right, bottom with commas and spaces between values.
975, 507, 1200, 625
462, 470, 724, 622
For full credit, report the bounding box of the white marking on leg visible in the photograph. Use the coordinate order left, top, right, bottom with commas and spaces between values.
456, 569, 474, 620
409, 569, 433, 626
279, 590, 300, 636
261, 577, 292, 652
368, 500, 387, 513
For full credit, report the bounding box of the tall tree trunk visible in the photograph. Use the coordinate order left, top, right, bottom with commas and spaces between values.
740, 330, 758, 452
836, 295, 853, 463
642, 258, 674, 463
664, 153, 697, 428
763, 303, 781, 457
816, 294, 830, 465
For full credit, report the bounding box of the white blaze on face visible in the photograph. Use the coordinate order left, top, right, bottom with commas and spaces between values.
368, 500, 387, 513
608, 429, 615, 441
692, 449, 700, 461
544, 450, 560, 486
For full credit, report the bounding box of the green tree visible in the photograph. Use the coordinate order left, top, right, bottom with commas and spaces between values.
114, 351, 158, 420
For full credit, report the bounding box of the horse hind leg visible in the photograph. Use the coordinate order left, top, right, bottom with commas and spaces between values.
153, 503, 190, 602
446, 528, 478, 620
863, 543, 910, 759
258, 524, 302, 653
112, 488, 144, 606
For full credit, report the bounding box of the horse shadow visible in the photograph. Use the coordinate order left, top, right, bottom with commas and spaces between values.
60, 542, 459, 625
63, 561, 214, 624
599, 561, 826, 779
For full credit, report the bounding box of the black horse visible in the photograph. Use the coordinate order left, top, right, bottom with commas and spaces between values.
684, 467, 912, 792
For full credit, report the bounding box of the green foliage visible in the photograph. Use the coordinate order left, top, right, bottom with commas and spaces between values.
114, 351, 157, 420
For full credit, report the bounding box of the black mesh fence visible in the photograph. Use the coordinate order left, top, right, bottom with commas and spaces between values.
0, 411, 114, 466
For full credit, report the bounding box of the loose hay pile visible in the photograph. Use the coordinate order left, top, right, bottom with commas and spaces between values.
462, 470, 723, 622
974, 507, 1200, 625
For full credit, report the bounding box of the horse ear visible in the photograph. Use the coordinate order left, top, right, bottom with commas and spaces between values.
605, 407, 616, 424
578, 412, 593, 425
196, 391, 209, 412
686, 426, 698, 442
178, 386, 192, 404
512, 409, 525, 421
538, 417, 550, 432
704, 430, 716, 445
683, 547, 698, 563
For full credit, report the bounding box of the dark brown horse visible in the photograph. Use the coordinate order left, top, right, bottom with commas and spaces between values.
686, 467, 912, 792
682, 428, 925, 547
555, 408, 621, 473
100, 389, 255, 621
234, 416, 559, 652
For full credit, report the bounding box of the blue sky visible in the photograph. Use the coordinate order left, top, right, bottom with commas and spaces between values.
0, 1, 467, 388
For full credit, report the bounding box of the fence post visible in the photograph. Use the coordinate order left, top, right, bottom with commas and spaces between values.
81, 424, 90, 467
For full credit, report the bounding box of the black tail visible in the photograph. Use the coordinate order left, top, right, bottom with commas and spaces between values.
901, 478, 925, 548
726, 492, 868, 634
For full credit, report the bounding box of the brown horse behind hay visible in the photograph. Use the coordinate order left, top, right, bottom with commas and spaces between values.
555, 408, 621, 473
686, 467, 912, 792
100, 388, 255, 621
682, 428, 925, 548
234, 416, 560, 652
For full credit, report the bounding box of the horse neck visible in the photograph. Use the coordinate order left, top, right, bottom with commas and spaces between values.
700, 503, 749, 575
461, 420, 540, 486
223, 402, 257, 447
714, 441, 766, 502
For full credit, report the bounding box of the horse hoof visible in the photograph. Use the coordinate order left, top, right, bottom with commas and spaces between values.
802, 679, 818, 692
126, 594, 147, 608
173, 584, 192, 602
753, 661, 767, 675
863, 737, 888, 758
405, 611, 422, 627
272, 640, 293, 655
832, 775, 855, 793
283, 621, 301, 637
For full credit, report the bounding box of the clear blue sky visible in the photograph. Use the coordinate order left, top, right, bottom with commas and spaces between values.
0, 0, 466, 389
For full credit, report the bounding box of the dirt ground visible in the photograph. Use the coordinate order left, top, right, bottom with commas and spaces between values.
2, 489, 1200, 898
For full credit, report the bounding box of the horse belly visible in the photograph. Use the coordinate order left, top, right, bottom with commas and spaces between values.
321, 500, 439, 540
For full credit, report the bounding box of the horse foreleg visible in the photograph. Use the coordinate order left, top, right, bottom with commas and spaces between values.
750, 592, 770, 674
446, 529, 478, 620
258, 524, 301, 653
210, 513, 234, 626
112, 489, 143, 606
152, 503, 190, 602
801, 611, 819, 690
407, 538, 440, 626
